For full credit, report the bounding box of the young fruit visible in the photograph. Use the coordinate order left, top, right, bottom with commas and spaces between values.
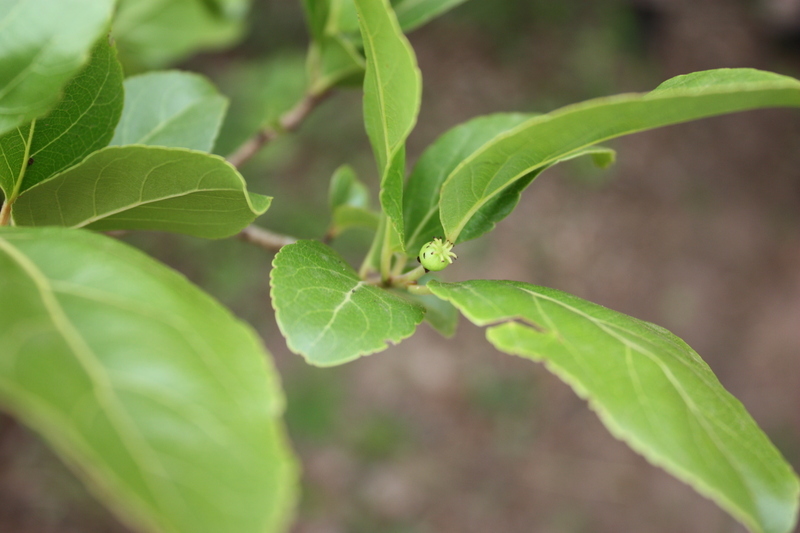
418, 238, 457, 272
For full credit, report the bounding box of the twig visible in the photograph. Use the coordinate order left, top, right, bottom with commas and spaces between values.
226, 89, 333, 169
237, 225, 296, 252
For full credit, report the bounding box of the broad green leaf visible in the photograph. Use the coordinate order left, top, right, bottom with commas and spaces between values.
403, 114, 614, 252
329, 164, 370, 211
112, 0, 248, 69
439, 68, 800, 244
0, 37, 124, 198
391, 0, 469, 31
429, 279, 800, 533
354, 0, 422, 251
110, 71, 228, 152
0, 0, 115, 136
12, 146, 270, 239
0, 227, 298, 533
215, 54, 307, 157
271, 240, 424, 366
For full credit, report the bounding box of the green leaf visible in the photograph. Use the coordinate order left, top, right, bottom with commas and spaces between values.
0, 37, 124, 198
0, 0, 115, 136
396, 281, 458, 337
391, 0, 469, 31
301, 0, 330, 40
438, 68, 800, 244
307, 34, 365, 95
403, 113, 614, 252
12, 146, 270, 239
329, 164, 370, 211
429, 279, 800, 533
331, 205, 381, 236
271, 240, 424, 366
404, 113, 532, 253
354, 0, 422, 251
0, 227, 298, 533
110, 71, 228, 153
328, 165, 379, 236
112, 0, 248, 69
457, 145, 615, 244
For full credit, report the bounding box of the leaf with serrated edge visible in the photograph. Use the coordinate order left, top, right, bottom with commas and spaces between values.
110, 71, 228, 152
271, 240, 424, 366
0, 0, 115, 136
12, 146, 270, 239
0, 37, 124, 196
438, 68, 800, 244
429, 279, 800, 533
0, 227, 298, 533
354, 0, 421, 251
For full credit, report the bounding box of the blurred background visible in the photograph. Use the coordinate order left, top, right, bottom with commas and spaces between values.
2, 0, 800, 531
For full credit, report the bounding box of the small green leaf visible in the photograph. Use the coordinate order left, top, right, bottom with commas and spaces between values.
438, 68, 800, 244
110, 71, 228, 152
271, 240, 424, 366
0, 37, 124, 197
12, 146, 270, 239
0, 227, 298, 533
404, 113, 532, 253
404, 114, 614, 251
0, 0, 115, 136
396, 281, 458, 337
331, 205, 381, 236
429, 279, 800, 533
329, 164, 370, 211
354, 0, 422, 252
391, 0, 469, 31
112, 0, 248, 69
301, 0, 331, 40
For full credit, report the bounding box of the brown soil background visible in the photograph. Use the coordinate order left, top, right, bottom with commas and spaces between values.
2, 1, 799, 532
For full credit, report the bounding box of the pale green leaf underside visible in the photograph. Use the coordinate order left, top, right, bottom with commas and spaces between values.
429, 279, 800, 533
12, 146, 270, 239
439, 68, 800, 243
355, 0, 422, 249
110, 71, 228, 152
0, 37, 125, 196
0, 0, 115, 137
0, 227, 298, 533
271, 240, 424, 366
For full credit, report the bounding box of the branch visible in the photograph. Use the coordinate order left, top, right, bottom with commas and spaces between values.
226, 89, 333, 169
236, 225, 297, 252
